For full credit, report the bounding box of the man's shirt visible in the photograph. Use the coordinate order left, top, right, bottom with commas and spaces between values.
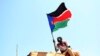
57, 41, 68, 51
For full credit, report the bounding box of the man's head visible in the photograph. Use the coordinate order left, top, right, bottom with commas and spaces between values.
57, 37, 62, 43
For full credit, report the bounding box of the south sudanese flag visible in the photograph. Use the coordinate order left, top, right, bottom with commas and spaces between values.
47, 2, 72, 32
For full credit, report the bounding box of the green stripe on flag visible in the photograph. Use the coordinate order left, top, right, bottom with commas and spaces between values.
53, 19, 69, 32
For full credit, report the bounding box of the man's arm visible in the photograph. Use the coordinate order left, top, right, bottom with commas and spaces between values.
55, 46, 59, 52
53, 39, 59, 52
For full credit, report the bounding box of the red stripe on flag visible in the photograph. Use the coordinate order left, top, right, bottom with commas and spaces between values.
53, 10, 72, 24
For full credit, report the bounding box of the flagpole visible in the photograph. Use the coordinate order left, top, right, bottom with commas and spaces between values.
47, 14, 57, 52
51, 32, 57, 52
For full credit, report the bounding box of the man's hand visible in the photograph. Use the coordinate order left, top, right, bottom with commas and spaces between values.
53, 39, 55, 43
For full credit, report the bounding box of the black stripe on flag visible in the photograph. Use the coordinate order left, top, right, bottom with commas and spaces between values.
47, 2, 67, 17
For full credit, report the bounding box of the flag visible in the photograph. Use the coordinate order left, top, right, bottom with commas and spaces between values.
47, 2, 72, 32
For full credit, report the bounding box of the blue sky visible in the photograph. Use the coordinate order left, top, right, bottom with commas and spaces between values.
0, 0, 100, 56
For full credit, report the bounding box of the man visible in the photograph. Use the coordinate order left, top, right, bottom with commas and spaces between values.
53, 37, 75, 56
